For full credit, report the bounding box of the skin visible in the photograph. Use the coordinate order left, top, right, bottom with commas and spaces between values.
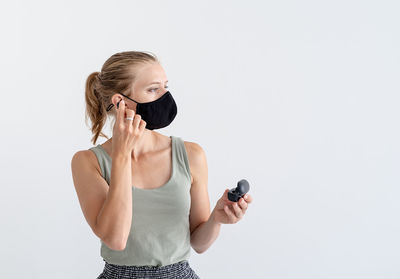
71, 62, 253, 254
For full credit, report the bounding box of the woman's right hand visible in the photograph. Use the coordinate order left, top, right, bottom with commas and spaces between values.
111, 99, 147, 157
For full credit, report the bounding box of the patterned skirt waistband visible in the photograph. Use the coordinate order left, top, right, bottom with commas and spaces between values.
97, 260, 200, 279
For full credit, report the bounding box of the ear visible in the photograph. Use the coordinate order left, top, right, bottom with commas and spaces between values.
111, 93, 123, 107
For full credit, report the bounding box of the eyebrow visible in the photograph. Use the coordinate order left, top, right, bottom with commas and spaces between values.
148, 80, 168, 85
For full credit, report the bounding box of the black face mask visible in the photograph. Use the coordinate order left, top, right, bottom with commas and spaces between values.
106, 91, 178, 130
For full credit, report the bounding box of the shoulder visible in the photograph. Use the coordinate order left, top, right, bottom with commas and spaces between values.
182, 140, 208, 183
71, 149, 94, 164
71, 149, 100, 174
182, 140, 207, 164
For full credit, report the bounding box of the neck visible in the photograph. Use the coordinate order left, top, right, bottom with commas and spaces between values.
110, 129, 158, 162
132, 129, 158, 161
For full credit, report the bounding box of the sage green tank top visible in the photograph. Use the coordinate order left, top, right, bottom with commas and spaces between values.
88, 135, 192, 267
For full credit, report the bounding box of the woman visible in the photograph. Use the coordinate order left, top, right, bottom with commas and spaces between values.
71, 51, 253, 279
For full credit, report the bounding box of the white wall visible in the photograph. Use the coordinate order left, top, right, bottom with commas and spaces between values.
0, 0, 398, 278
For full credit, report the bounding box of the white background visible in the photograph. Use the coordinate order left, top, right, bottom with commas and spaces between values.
0, 1, 399, 278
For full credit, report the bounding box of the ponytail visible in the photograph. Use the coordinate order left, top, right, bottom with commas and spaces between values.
85, 72, 109, 145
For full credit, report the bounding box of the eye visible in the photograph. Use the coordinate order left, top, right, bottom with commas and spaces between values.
149, 86, 168, 93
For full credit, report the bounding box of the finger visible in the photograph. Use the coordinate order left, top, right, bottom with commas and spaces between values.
132, 113, 142, 130
125, 108, 135, 122
224, 204, 237, 223
222, 189, 236, 206
139, 119, 147, 131
116, 99, 125, 125
222, 188, 230, 201
243, 194, 253, 204
238, 197, 248, 212
232, 202, 244, 219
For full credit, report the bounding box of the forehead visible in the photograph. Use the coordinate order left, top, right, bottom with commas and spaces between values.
133, 62, 167, 86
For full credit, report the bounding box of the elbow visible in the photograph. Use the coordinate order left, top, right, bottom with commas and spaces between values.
112, 241, 127, 251
103, 233, 127, 251
190, 241, 207, 254
190, 236, 206, 254
193, 246, 207, 254
97, 228, 127, 251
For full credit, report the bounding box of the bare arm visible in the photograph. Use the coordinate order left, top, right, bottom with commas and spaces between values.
95, 153, 133, 250
71, 151, 132, 251
185, 141, 253, 254
184, 141, 221, 254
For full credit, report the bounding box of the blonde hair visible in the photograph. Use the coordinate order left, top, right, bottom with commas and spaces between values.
85, 51, 159, 145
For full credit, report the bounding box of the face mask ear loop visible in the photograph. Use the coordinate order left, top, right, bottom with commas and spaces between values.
106, 92, 140, 111
119, 92, 141, 104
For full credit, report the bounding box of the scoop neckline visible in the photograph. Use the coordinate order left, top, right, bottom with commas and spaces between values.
97, 135, 175, 191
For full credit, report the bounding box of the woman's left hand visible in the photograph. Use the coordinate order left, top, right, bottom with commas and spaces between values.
211, 188, 253, 225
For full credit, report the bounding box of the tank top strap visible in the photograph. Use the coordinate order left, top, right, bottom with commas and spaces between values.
88, 144, 112, 185
172, 136, 192, 183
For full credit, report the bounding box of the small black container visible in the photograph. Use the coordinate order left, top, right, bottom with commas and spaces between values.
228, 179, 250, 202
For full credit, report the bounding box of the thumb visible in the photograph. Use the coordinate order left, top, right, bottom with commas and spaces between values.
222, 188, 229, 199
